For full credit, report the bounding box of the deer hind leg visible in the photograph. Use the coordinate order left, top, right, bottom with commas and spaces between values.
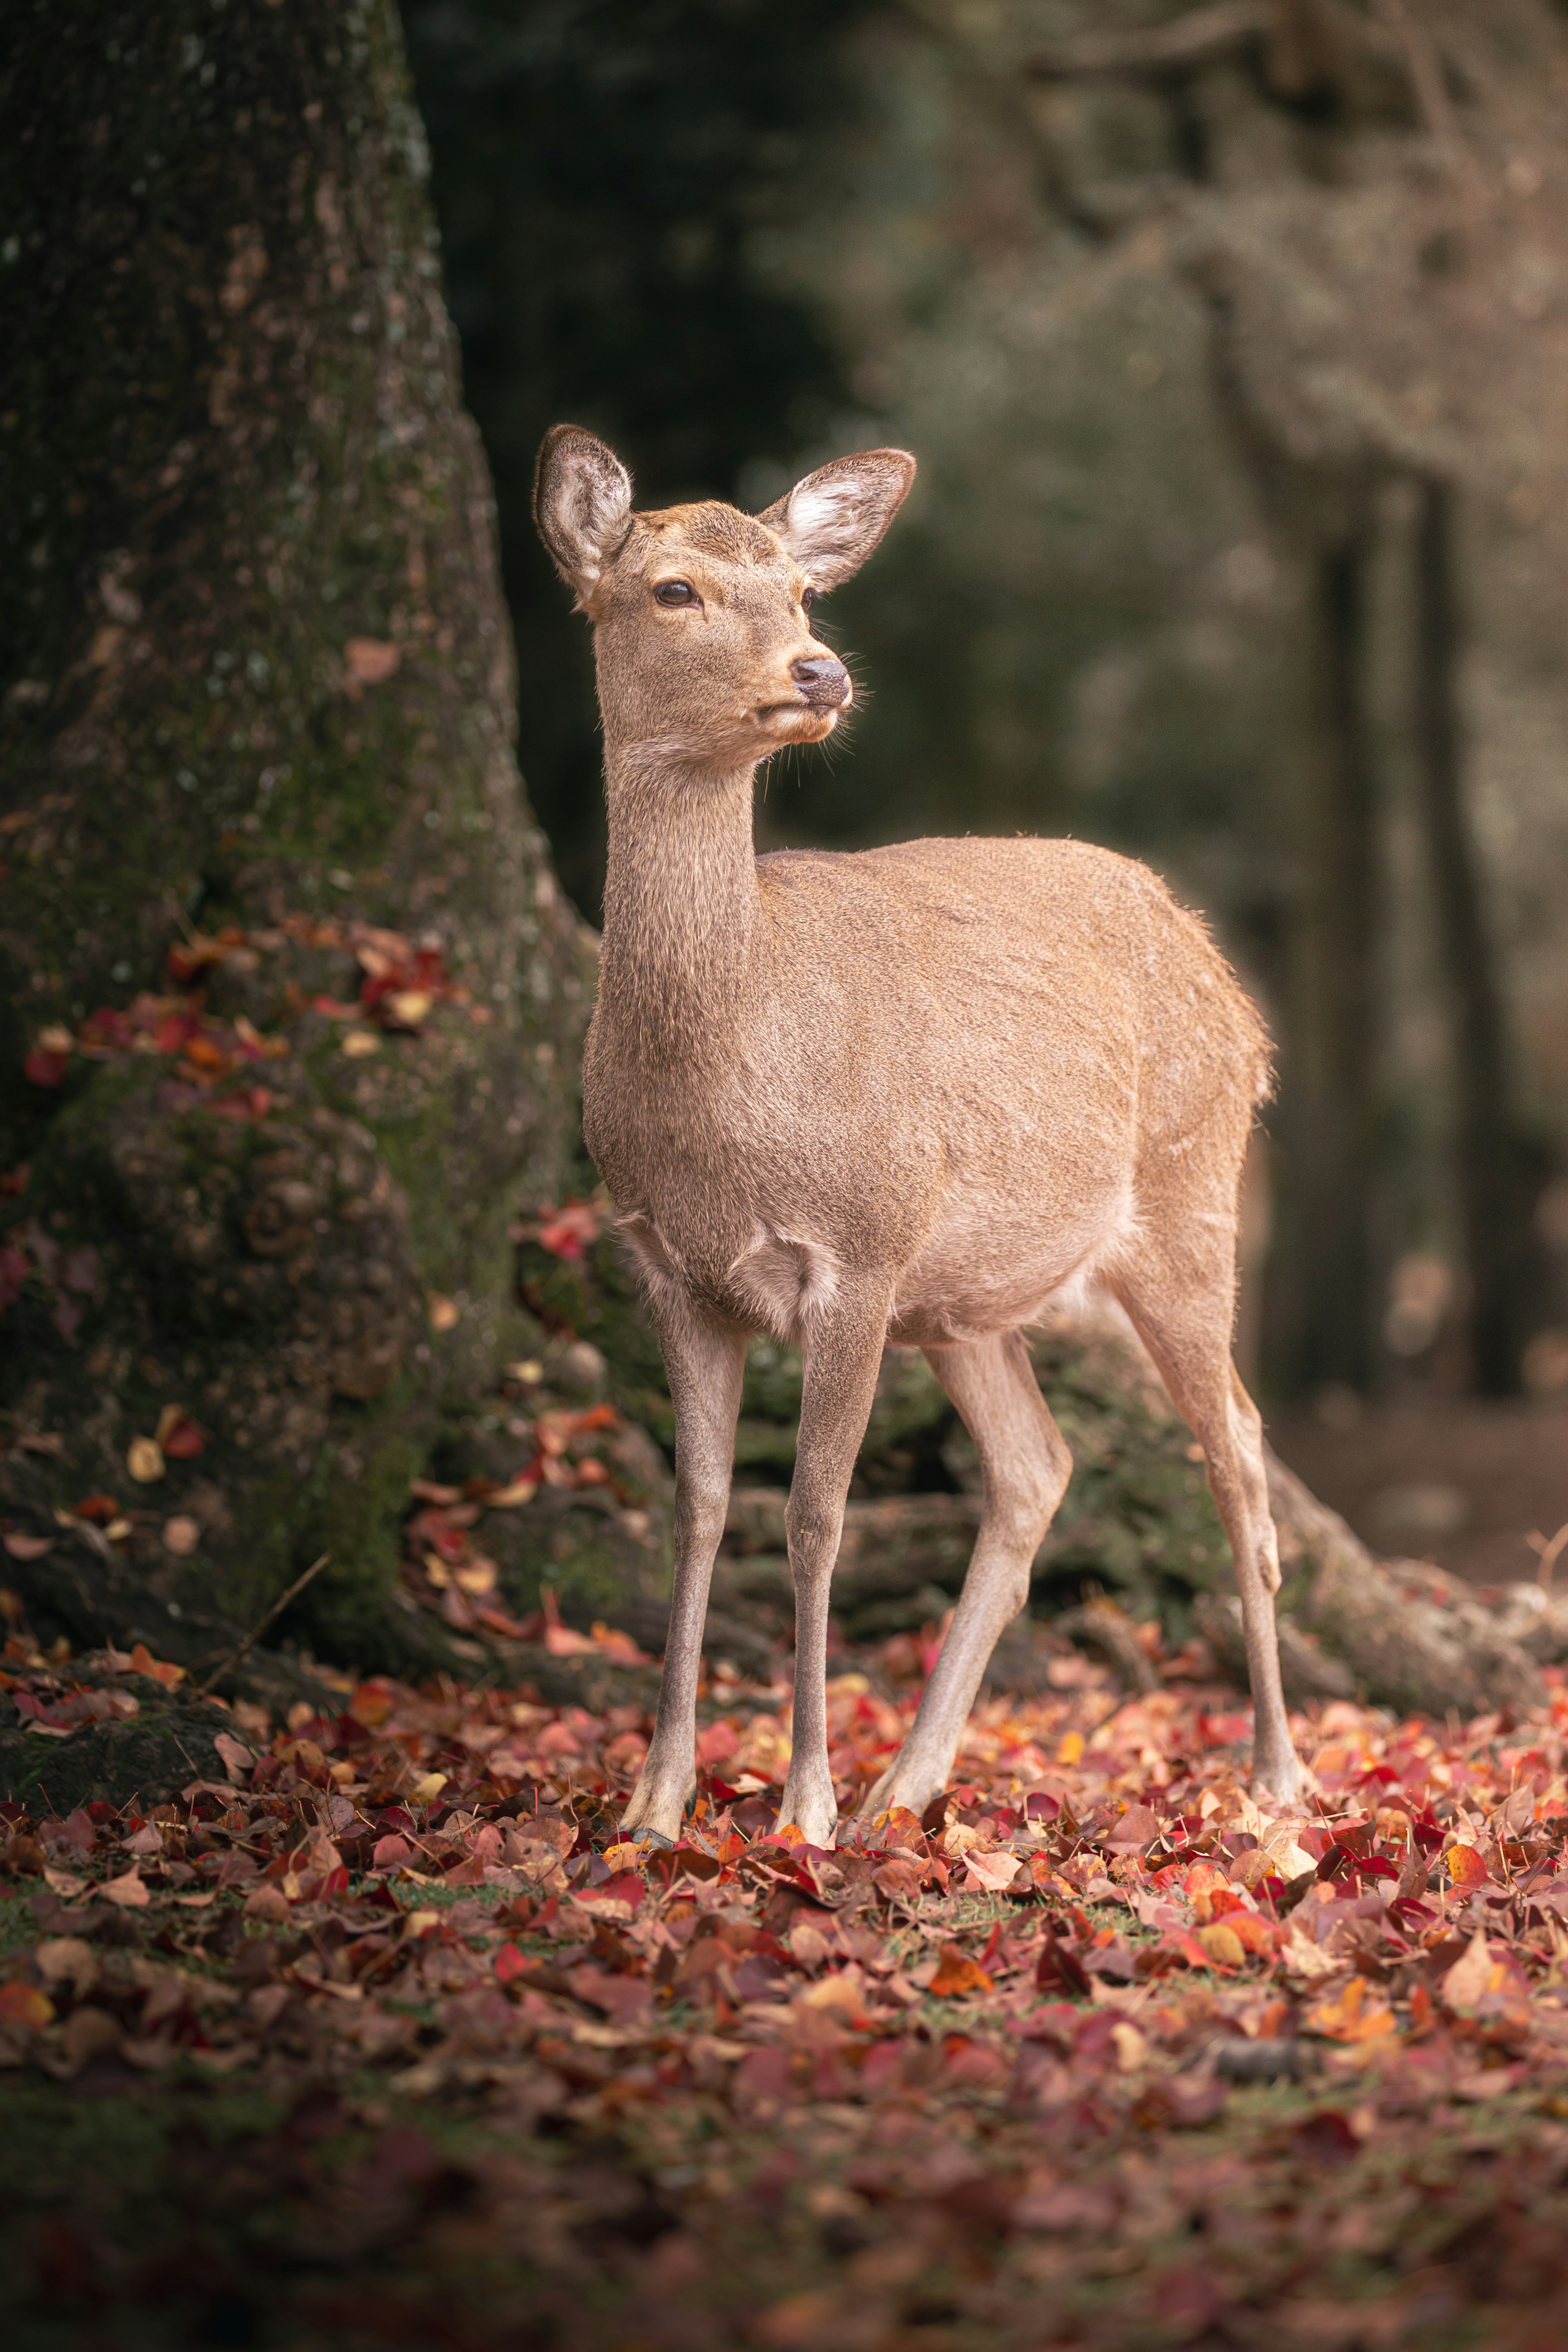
860, 1331, 1071, 1824
619, 1308, 748, 1845
1107, 1234, 1303, 1808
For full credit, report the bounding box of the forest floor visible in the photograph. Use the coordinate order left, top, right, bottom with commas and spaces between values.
1270, 1396, 1568, 1592
6, 1624, 1568, 2350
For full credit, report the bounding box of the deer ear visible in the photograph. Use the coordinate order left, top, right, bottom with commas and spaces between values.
758, 448, 915, 593
534, 424, 634, 602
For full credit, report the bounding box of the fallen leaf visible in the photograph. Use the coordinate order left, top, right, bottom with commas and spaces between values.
929, 1944, 994, 1998
3, 1531, 55, 1559
213, 1731, 254, 1782
1196, 1921, 1248, 1970
100, 1867, 151, 1910
128, 1643, 185, 1686
0, 1982, 54, 2030
962, 1846, 1021, 1893
126, 1436, 165, 1483
1303, 1975, 1397, 2044
154, 1404, 206, 1458
162, 1515, 201, 1555
1446, 1842, 1492, 1889
426, 1294, 459, 1332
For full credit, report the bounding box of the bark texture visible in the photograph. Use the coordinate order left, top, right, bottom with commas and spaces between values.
0, 0, 594, 1670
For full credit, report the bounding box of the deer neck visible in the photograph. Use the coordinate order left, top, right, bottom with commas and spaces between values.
598, 741, 763, 1068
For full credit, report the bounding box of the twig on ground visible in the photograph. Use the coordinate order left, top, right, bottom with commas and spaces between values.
194, 1555, 330, 1699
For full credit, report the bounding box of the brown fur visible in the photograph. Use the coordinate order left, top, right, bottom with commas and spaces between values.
534, 424, 1303, 1845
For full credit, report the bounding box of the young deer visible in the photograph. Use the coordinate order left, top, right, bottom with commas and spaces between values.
535, 423, 1303, 1846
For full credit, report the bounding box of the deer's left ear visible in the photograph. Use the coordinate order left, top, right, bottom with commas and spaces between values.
758, 448, 915, 592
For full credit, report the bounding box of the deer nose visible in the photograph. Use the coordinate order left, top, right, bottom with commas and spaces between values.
790, 655, 851, 709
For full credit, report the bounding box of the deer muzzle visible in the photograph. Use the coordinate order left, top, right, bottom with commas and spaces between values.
789, 655, 851, 710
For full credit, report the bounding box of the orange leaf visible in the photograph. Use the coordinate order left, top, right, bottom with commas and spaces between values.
0, 1982, 54, 2030
1446, 1842, 1491, 1889
929, 1944, 994, 1998
128, 1642, 185, 1688
1196, 1921, 1247, 1971
1224, 1910, 1277, 1958
1303, 1974, 1396, 2043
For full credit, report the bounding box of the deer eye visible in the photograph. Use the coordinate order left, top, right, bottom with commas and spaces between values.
654, 579, 697, 607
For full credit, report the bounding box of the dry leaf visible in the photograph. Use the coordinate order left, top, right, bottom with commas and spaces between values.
100, 1867, 151, 1910
3, 1530, 54, 1559
126, 1436, 165, 1483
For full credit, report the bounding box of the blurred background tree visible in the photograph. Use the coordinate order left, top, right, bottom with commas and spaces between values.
402, 0, 1568, 1413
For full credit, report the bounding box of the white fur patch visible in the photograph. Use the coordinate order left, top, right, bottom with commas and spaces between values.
726, 1224, 842, 1341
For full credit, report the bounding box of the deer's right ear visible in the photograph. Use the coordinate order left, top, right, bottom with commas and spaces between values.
533, 425, 634, 605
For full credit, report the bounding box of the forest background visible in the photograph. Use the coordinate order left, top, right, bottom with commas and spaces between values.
409, 0, 1568, 1441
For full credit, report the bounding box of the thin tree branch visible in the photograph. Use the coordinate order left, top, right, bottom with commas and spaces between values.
194, 1554, 330, 1699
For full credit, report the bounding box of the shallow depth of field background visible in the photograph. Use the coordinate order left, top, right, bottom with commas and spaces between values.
401, 0, 1568, 1580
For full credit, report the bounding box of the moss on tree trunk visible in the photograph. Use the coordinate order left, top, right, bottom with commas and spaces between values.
0, 0, 594, 1671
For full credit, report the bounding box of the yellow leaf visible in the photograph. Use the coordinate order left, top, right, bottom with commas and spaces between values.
127, 1436, 165, 1483
1196, 1921, 1247, 1970
1110, 2021, 1148, 2072
410, 1771, 448, 1806
1056, 1731, 1085, 1766
341, 1029, 380, 1057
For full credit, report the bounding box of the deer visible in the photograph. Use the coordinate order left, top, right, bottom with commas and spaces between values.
533, 422, 1304, 1849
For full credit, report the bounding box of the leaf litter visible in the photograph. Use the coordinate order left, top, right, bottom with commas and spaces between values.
6, 1611, 1568, 2347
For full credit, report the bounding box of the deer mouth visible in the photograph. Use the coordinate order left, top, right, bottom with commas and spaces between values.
755, 699, 840, 738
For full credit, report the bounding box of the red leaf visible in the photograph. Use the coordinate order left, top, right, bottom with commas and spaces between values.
23, 1047, 69, 1087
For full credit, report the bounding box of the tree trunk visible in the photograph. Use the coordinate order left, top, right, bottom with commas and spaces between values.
1263, 516, 1384, 1396
1411, 478, 1542, 1396
0, 1, 594, 1673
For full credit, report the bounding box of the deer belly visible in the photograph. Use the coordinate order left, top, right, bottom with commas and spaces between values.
889, 1185, 1140, 1347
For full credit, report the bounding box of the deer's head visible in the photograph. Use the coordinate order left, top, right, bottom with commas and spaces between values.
534, 426, 915, 770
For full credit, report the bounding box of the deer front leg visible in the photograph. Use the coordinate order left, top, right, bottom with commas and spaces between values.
620, 1307, 748, 1846
776, 1287, 891, 1848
